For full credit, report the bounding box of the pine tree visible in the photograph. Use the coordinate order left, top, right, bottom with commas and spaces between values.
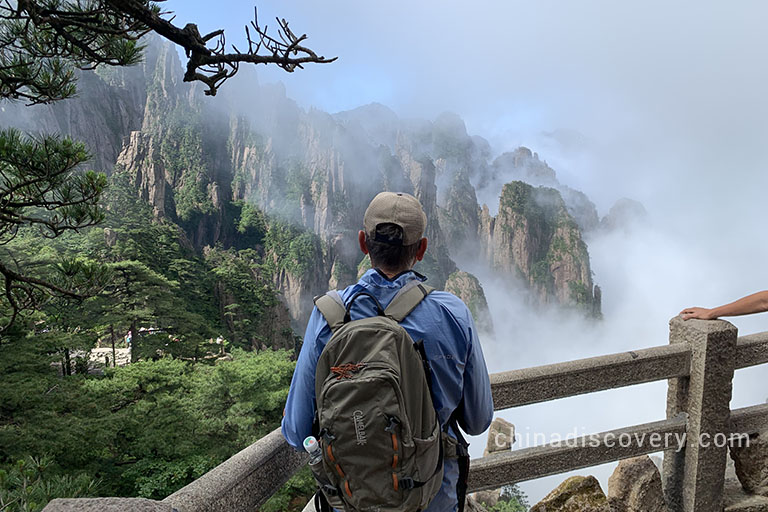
0, 1, 334, 333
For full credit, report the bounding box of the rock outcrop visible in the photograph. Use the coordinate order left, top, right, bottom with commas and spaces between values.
731, 430, 768, 496
117, 132, 173, 219
600, 198, 648, 232
444, 271, 494, 333
439, 170, 481, 261
488, 148, 599, 233
725, 454, 768, 512
530, 475, 611, 512
484, 417, 515, 456
0, 34, 178, 173
607, 456, 666, 512
479, 182, 600, 314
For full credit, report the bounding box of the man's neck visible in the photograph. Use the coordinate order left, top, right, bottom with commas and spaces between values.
374, 267, 413, 281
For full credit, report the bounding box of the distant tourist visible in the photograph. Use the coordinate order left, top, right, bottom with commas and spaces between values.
282, 191, 493, 512
680, 290, 768, 320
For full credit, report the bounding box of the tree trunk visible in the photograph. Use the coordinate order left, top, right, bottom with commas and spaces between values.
110, 324, 117, 367
63, 348, 72, 376
130, 319, 138, 363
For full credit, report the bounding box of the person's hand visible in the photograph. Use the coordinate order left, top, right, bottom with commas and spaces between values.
679, 307, 716, 320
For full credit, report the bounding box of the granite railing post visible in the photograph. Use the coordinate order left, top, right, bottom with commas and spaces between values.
663, 316, 737, 512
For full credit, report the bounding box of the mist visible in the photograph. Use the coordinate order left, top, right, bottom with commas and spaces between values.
3, 0, 758, 505
161, 0, 768, 503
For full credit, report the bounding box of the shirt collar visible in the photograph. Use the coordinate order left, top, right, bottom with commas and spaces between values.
359, 268, 427, 289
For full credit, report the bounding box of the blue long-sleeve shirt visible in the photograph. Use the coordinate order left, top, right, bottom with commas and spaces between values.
282, 268, 494, 512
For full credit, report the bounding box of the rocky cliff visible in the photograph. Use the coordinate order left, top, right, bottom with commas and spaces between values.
479, 181, 600, 313
2, 36, 609, 326
444, 271, 494, 333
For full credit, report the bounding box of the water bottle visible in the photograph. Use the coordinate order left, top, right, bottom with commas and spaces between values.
303, 436, 323, 466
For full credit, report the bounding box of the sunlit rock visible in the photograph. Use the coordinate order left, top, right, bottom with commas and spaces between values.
530, 475, 611, 512
607, 456, 666, 512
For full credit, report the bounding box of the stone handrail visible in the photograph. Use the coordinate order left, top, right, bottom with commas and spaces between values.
468, 403, 768, 492
491, 329, 768, 409
43, 318, 768, 512
163, 428, 307, 512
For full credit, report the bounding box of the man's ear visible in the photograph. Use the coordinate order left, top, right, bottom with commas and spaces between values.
415, 237, 428, 261
358, 230, 369, 255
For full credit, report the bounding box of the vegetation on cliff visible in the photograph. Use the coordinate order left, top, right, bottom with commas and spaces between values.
491, 181, 599, 314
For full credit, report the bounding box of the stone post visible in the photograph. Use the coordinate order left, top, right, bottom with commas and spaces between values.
663, 316, 737, 512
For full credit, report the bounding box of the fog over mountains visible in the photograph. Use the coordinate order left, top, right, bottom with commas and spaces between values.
4, 33, 767, 503
1, 36, 634, 330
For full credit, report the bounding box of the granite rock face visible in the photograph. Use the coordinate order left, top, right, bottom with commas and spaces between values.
444, 271, 494, 334
530, 475, 611, 512
478, 182, 600, 315
484, 417, 515, 456
2, 35, 608, 324
731, 430, 768, 497
607, 456, 666, 512
489, 148, 599, 233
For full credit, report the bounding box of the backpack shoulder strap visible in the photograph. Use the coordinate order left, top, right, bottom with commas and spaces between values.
384, 280, 435, 322
313, 290, 346, 332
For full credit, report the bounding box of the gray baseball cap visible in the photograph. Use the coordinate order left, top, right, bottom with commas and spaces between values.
363, 192, 427, 246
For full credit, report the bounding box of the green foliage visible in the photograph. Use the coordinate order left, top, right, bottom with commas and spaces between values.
0, 341, 296, 504
0, 456, 99, 512
5, 169, 292, 358
122, 455, 212, 501
0, 2, 148, 104
0, 130, 104, 238
530, 260, 553, 291
235, 201, 267, 237
568, 281, 592, 306
205, 247, 282, 349
480, 484, 529, 512
0, 129, 109, 332
264, 221, 322, 275
261, 466, 316, 512
192, 348, 295, 446
155, 109, 216, 223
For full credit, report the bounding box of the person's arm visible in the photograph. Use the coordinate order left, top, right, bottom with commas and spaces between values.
457, 315, 494, 435
680, 290, 768, 320
281, 308, 329, 450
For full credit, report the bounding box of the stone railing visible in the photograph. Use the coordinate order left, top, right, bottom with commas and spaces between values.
44, 317, 768, 512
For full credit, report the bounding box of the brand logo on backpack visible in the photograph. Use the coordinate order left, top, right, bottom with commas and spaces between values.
331, 362, 366, 380
353, 409, 367, 445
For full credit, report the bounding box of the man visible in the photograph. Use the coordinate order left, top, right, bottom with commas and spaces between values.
680, 290, 768, 320
282, 191, 494, 511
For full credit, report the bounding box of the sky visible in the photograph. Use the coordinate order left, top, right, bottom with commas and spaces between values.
165, 0, 768, 504
163, 0, 768, 213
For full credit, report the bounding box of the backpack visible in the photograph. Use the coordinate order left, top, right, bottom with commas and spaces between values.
310, 281, 444, 512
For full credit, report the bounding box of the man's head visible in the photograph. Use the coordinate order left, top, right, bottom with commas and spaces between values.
359, 192, 428, 276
